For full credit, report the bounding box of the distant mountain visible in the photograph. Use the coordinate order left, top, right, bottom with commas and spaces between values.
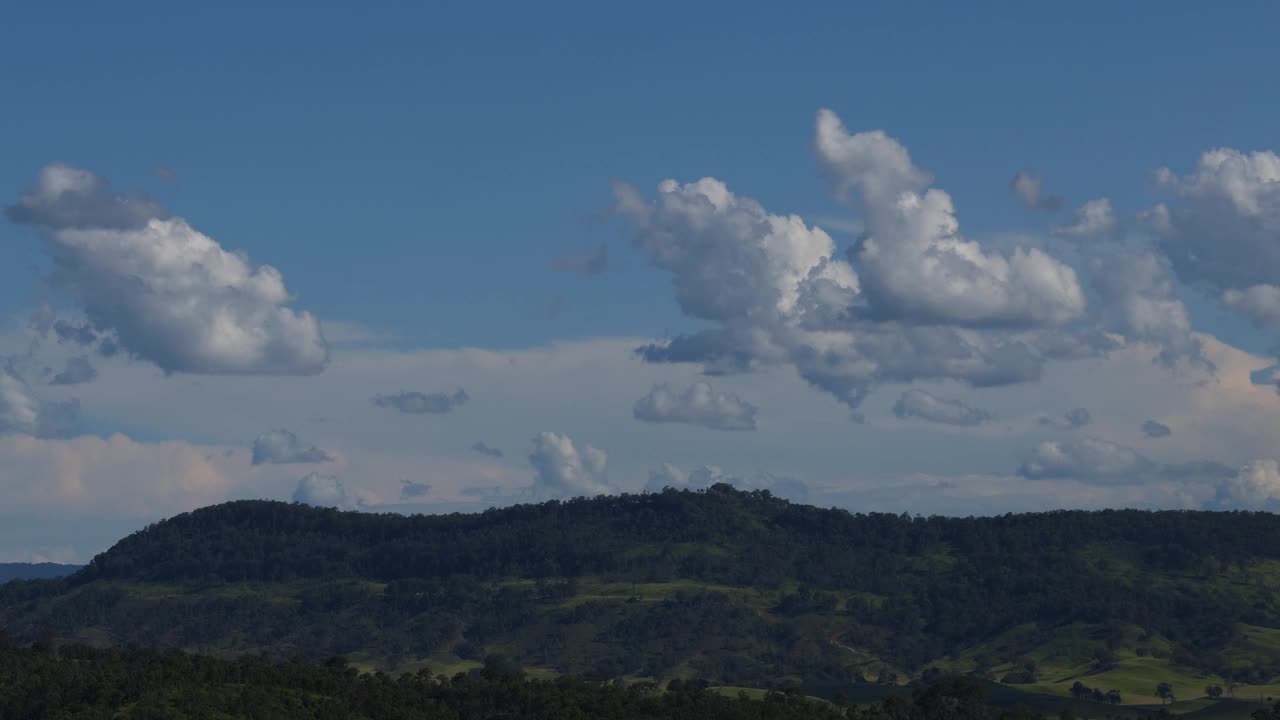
0, 562, 81, 583
2, 486, 1278, 714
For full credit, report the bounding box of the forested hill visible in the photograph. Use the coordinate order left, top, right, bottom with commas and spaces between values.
5, 486, 1280, 706
0, 563, 81, 583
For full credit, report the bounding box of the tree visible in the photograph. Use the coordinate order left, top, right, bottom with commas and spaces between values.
1206, 685, 1223, 699
1106, 690, 1122, 705
1157, 682, 1175, 704
1070, 681, 1090, 700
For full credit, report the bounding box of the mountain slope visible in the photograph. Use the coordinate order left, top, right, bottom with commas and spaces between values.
4, 486, 1280, 698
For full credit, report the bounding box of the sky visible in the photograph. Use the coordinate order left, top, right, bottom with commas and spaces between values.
3, 1, 1280, 562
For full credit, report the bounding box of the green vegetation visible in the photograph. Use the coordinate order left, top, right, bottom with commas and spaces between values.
4, 485, 1280, 713
0, 636, 1103, 720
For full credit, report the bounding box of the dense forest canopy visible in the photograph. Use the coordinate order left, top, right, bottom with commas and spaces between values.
4, 486, 1280, 691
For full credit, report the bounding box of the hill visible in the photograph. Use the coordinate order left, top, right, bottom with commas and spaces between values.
4, 485, 1280, 713
0, 562, 81, 583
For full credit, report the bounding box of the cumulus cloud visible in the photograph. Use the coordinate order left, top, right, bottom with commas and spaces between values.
1011, 171, 1062, 211
1089, 252, 1208, 370
1142, 419, 1172, 438
0, 370, 79, 438
50, 356, 97, 386
1052, 198, 1117, 239
471, 441, 503, 458
643, 462, 808, 502
250, 429, 333, 465
892, 389, 993, 426
1018, 437, 1232, 485
1214, 460, 1280, 509
6, 164, 329, 375
292, 473, 355, 508
554, 242, 608, 274
1222, 285, 1280, 327
399, 480, 432, 501
1150, 148, 1280, 326
615, 111, 1094, 411
5, 163, 166, 230
373, 389, 469, 415
633, 381, 758, 431
528, 431, 613, 499
815, 109, 1085, 328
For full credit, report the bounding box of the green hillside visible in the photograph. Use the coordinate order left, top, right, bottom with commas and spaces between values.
4, 485, 1280, 716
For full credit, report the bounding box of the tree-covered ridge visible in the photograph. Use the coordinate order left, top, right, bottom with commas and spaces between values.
5, 486, 1280, 690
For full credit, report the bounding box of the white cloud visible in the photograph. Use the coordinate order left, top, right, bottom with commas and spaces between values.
1214, 460, 1280, 509
892, 389, 993, 427
633, 381, 758, 431
6, 164, 329, 376
292, 472, 355, 508
1018, 437, 1155, 482
1089, 252, 1208, 370
251, 429, 333, 465
1150, 148, 1280, 326
815, 108, 1085, 328
1011, 171, 1062, 211
644, 462, 808, 502
1052, 198, 1117, 239
528, 431, 613, 499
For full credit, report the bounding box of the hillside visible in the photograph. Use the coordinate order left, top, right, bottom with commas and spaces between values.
0, 563, 80, 583
4, 486, 1280, 713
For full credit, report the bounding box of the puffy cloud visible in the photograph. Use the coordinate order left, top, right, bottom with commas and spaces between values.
1018, 436, 1233, 485
1011, 171, 1062, 211
6, 164, 329, 376
617, 114, 1087, 411
0, 370, 79, 438
470, 441, 503, 458
815, 109, 1085, 328
50, 356, 97, 386
555, 242, 608, 274
291, 473, 354, 509
1142, 419, 1172, 438
250, 429, 333, 465
5, 163, 166, 230
1214, 460, 1280, 509
528, 431, 613, 499
1222, 284, 1280, 327
399, 480, 432, 501
1018, 437, 1156, 482
643, 462, 808, 502
1149, 148, 1280, 325
892, 389, 993, 426
633, 381, 758, 431
1052, 199, 1117, 239
373, 389, 469, 415
1089, 253, 1208, 370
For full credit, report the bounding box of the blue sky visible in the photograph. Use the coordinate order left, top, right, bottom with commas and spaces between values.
3, 2, 1280, 562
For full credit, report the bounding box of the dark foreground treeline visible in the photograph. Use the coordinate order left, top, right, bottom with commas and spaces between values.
0, 635, 1090, 720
